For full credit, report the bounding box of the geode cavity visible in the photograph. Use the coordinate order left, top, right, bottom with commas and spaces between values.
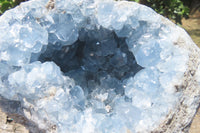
0, 0, 200, 133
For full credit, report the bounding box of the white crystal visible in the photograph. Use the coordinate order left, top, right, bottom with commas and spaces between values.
0, 0, 197, 133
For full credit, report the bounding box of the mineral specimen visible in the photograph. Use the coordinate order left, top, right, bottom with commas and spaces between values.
0, 0, 200, 132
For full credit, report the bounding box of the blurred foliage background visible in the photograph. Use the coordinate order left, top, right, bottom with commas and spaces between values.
130, 0, 191, 24
0, 0, 23, 15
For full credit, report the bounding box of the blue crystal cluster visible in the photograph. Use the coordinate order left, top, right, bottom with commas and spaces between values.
0, 0, 189, 132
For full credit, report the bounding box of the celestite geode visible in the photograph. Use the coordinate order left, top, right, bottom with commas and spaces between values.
0, 0, 200, 132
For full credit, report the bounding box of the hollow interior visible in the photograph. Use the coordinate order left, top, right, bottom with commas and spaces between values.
39, 27, 142, 105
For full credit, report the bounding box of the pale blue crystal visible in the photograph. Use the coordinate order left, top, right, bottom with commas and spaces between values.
0, 0, 191, 132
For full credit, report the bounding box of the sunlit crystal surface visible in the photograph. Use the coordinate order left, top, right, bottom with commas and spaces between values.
0, 0, 189, 132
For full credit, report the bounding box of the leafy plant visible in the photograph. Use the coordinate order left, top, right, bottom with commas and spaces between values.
0, 0, 19, 15
130, 0, 190, 24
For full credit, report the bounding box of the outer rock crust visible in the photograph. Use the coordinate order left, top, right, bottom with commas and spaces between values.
153, 17, 200, 133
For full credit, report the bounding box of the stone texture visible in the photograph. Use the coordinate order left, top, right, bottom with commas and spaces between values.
0, 109, 28, 133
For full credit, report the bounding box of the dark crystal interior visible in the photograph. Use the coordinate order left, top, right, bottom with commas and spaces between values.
39, 27, 142, 99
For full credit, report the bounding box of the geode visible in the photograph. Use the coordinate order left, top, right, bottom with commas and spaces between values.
0, 0, 200, 132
